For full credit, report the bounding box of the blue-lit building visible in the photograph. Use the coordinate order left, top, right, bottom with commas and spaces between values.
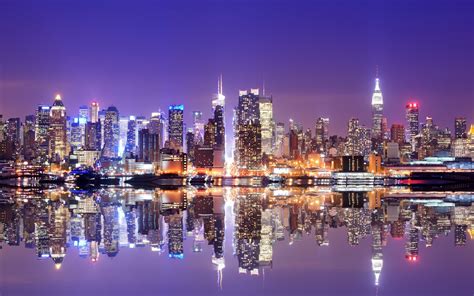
168, 105, 184, 151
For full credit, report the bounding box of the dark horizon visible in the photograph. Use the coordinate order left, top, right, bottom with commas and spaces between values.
1, 0, 473, 135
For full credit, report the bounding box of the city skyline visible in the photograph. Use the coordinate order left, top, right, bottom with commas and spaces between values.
1, 0, 473, 135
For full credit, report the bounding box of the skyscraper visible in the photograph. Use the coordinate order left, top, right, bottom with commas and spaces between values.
212, 75, 226, 160
315, 117, 329, 150
85, 121, 101, 150
204, 118, 216, 147
390, 124, 405, 145
149, 111, 165, 148
235, 89, 262, 169
192, 111, 204, 145
455, 117, 467, 139
371, 77, 384, 139
259, 95, 274, 155
70, 119, 82, 151
103, 106, 120, 158
138, 128, 160, 162
345, 118, 364, 156
90, 101, 99, 123
79, 105, 89, 124
185, 128, 195, 161
214, 105, 225, 149
49, 94, 68, 160
168, 105, 184, 151
274, 122, 285, 157
125, 116, 137, 155
118, 116, 129, 156
23, 115, 36, 160
35, 105, 50, 160
406, 102, 420, 151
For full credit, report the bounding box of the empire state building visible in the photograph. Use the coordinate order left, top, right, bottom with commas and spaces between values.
371, 77, 384, 139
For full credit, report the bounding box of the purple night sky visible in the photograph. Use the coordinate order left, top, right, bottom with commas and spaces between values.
0, 0, 473, 135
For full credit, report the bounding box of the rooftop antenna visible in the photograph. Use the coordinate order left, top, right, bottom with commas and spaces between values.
218, 74, 223, 95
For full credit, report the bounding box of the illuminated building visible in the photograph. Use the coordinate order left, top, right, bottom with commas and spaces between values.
237, 121, 262, 169
204, 118, 216, 147
384, 142, 400, 163
235, 194, 262, 273
212, 75, 226, 156
315, 117, 329, 151
371, 77, 384, 139
138, 128, 160, 162
2, 118, 21, 159
85, 121, 101, 150
258, 209, 273, 266
159, 148, 188, 175
102, 106, 120, 158
168, 213, 184, 258
274, 122, 285, 157
214, 105, 225, 150
455, 224, 467, 246
368, 153, 382, 174
405, 219, 419, 260
345, 118, 364, 156
168, 105, 184, 151
289, 129, 299, 159
452, 138, 469, 157
469, 124, 474, 158
405, 102, 420, 152
23, 115, 36, 160
98, 109, 106, 147
79, 105, 89, 123
125, 116, 137, 156
185, 128, 195, 161
49, 94, 68, 160
194, 146, 214, 168
390, 124, 405, 145
89, 101, 99, 123
73, 150, 101, 167
101, 204, 120, 257
192, 111, 204, 145
235, 89, 262, 169
371, 212, 384, 286
149, 111, 165, 144
259, 95, 274, 155
455, 117, 467, 139
70, 119, 82, 150
118, 116, 129, 156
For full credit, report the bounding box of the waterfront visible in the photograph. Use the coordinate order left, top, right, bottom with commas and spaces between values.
1, 187, 474, 295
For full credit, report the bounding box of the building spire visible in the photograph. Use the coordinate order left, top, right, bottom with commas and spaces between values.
374, 65, 381, 91
218, 74, 223, 95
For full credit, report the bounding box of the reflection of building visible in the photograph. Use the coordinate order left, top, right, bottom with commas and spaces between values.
167, 213, 184, 258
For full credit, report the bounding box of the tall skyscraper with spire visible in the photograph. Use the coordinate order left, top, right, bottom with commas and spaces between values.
49, 94, 68, 160
212, 75, 226, 164
371, 75, 384, 139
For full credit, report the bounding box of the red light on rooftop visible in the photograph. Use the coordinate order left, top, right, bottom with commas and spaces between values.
405, 254, 418, 262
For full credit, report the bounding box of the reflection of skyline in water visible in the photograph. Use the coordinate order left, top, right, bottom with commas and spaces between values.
1, 187, 473, 289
